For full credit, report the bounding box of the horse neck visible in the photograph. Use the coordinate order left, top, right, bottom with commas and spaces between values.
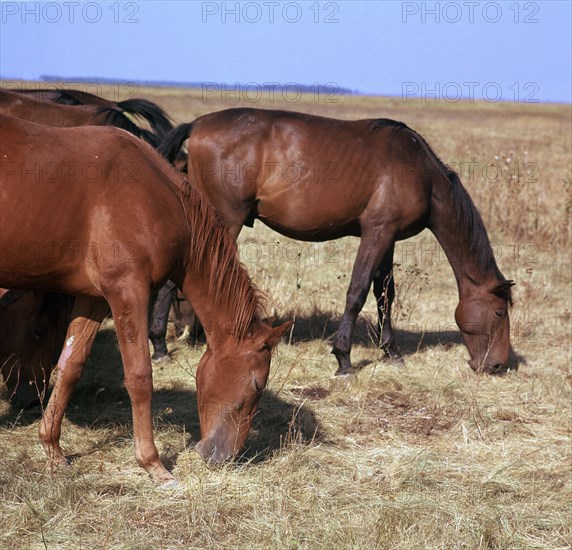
429, 169, 503, 298
180, 275, 246, 348
178, 188, 261, 349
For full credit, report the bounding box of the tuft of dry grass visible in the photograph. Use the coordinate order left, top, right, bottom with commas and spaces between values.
0, 82, 570, 549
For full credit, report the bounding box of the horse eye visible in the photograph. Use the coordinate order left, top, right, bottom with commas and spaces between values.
494, 310, 505, 318
253, 378, 263, 393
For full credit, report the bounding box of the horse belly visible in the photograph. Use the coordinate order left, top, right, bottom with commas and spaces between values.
256, 188, 363, 241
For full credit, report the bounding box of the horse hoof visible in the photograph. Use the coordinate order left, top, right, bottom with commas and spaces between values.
158, 478, 180, 490
334, 368, 354, 377
388, 354, 405, 366
151, 353, 170, 364
382, 344, 404, 365
45, 456, 71, 474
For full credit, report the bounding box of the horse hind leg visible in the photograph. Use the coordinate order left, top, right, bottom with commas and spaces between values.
332, 228, 397, 375
372, 244, 403, 362
148, 280, 176, 362
38, 296, 109, 469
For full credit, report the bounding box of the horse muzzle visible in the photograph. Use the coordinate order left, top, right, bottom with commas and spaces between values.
195, 436, 235, 465
468, 359, 510, 375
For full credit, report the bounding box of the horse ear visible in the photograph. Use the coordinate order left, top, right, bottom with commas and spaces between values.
263, 316, 277, 325
494, 280, 515, 290
265, 320, 294, 348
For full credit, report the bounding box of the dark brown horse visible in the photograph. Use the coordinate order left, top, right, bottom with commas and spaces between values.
160, 108, 514, 376
0, 289, 71, 408
12, 88, 174, 138
0, 90, 157, 145
0, 114, 291, 484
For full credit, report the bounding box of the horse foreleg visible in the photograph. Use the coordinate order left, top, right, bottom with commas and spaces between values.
372, 244, 403, 362
110, 283, 175, 485
38, 297, 108, 469
332, 229, 396, 376
148, 280, 176, 362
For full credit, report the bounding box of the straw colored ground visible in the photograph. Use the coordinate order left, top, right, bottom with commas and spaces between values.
1, 82, 571, 549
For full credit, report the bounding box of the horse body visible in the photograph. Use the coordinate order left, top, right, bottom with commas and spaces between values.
0, 90, 157, 144
1, 114, 291, 483
1, 119, 183, 291
190, 110, 430, 242
160, 108, 514, 375
2, 89, 185, 361
1, 90, 113, 128
13, 88, 174, 137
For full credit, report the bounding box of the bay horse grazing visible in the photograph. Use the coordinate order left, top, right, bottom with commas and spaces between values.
0, 114, 291, 484
0, 290, 71, 408
160, 108, 514, 376
13, 88, 174, 138
0, 90, 157, 145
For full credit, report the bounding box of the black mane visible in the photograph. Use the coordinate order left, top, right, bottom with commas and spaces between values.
371, 117, 507, 291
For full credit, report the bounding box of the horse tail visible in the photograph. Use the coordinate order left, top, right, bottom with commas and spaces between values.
158, 122, 194, 164
116, 99, 174, 137
94, 106, 158, 146
48, 91, 172, 139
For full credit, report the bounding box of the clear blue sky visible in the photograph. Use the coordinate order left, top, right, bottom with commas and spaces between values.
1, 1, 570, 102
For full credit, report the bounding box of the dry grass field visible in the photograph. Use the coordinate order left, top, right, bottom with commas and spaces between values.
1, 82, 571, 549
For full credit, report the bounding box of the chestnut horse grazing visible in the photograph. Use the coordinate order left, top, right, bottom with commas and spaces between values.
0, 114, 291, 484
1, 89, 184, 360
160, 108, 514, 375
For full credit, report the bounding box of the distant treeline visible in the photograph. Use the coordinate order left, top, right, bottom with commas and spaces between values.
39, 76, 358, 95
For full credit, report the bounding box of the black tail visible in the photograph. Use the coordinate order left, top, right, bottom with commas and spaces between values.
117, 99, 174, 137
158, 122, 194, 164
95, 106, 158, 146
46, 90, 173, 138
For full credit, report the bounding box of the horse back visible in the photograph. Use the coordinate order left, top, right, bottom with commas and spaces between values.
0, 116, 188, 293
187, 109, 432, 239
0, 90, 106, 127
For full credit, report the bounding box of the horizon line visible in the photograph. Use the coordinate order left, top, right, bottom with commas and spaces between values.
1, 76, 570, 105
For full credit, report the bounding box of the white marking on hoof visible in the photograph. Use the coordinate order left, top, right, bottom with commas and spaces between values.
158, 478, 180, 490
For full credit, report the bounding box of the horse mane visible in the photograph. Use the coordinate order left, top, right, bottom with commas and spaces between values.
142, 144, 266, 339
367, 119, 408, 133
443, 169, 499, 275
11, 88, 89, 105
184, 184, 266, 338
53, 90, 84, 105
370, 118, 510, 300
